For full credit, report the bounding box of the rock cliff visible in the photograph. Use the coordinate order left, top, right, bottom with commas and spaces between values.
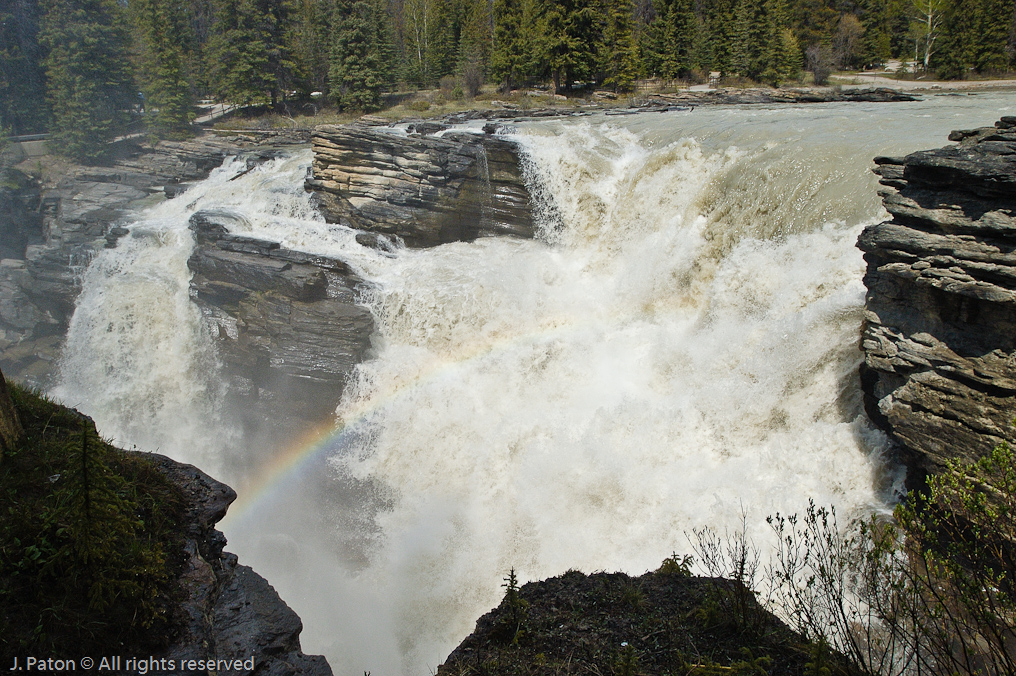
306, 125, 535, 247
859, 116, 1016, 481
141, 452, 332, 674
0, 132, 308, 385
187, 210, 374, 436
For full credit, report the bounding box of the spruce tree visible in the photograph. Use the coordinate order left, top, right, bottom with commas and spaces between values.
207, 0, 294, 107
602, 0, 639, 90
733, 0, 767, 79
289, 0, 335, 96
39, 0, 135, 162
330, 0, 389, 109
708, 0, 737, 76
131, 0, 196, 139
972, 0, 1011, 72
0, 0, 50, 135
544, 0, 598, 92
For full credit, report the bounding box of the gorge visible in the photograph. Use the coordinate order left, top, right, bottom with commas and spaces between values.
1, 93, 1014, 673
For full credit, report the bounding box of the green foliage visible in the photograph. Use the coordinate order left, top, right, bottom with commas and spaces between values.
757, 440, 1016, 676
657, 551, 695, 576
207, 0, 294, 107
601, 0, 640, 91
610, 643, 640, 676
0, 384, 185, 656
131, 0, 197, 139
497, 567, 530, 645
731, 647, 772, 674
38, 0, 135, 162
804, 638, 833, 676
0, 0, 50, 135
330, 0, 392, 111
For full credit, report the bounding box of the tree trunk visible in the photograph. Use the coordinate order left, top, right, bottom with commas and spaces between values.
0, 365, 23, 461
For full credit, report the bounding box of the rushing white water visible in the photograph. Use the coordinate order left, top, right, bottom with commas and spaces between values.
54, 93, 1013, 674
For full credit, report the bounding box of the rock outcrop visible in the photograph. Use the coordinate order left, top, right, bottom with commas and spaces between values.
306, 125, 535, 247
0, 131, 308, 385
859, 116, 1016, 481
187, 210, 373, 433
136, 451, 331, 674
438, 567, 837, 676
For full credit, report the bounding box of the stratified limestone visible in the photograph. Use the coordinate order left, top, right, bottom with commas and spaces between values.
187, 210, 374, 433
306, 125, 535, 247
858, 116, 1016, 480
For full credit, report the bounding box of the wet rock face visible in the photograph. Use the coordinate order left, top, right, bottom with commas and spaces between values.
140, 451, 332, 674
859, 116, 1016, 481
0, 132, 312, 385
306, 125, 535, 247
187, 210, 374, 432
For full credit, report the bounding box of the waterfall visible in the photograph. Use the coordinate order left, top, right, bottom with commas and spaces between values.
52, 94, 1013, 675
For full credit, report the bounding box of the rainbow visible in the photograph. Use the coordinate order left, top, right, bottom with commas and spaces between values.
220, 318, 585, 526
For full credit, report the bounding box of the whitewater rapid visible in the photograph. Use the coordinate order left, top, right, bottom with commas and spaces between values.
53, 94, 1013, 674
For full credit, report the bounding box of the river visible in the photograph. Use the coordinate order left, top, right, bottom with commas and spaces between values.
52, 92, 1014, 674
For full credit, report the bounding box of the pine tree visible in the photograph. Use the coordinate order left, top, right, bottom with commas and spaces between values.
733, 0, 767, 79
708, 0, 737, 76
649, 0, 696, 79
972, 0, 1011, 72
207, 0, 294, 107
458, 0, 493, 69
131, 0, 196, 139
933, 0, 976, 77
330, 0, 390, 109
289, 0, 335, 96
39, 0, 136, 162
544, 0, 599, 92
0, 0, 50, 135
602, 0, 639, 90
490, 0, 547, 90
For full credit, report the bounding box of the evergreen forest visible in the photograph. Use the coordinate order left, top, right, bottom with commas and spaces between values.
1, 0, 1014, 159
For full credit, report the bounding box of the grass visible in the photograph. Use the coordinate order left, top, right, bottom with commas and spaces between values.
0, 383, 186, 657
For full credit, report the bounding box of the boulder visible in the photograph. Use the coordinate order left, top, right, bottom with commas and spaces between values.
306, 125, 535, 247
858, 119, 1016, 481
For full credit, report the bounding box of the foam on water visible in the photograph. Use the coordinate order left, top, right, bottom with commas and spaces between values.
52, 95, 1014, 674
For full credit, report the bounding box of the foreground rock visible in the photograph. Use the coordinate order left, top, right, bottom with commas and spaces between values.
187, 210, 373, 435
859, 116, 1016, 481
439, 567, 834, 676
137, 451, 331, 674
307, 125, 534, 247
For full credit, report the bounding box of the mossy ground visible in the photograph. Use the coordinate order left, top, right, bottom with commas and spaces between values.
439, 565, 852, 676
0, 383, 186, 657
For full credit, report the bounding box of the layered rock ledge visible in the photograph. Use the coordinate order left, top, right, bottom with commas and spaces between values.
306, 125, 535, 247
859, 116, 1016, 480
187, 210, 373, 435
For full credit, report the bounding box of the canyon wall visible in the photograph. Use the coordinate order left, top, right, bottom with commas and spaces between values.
187, 209, 374, 437
859, 117, 1016, 480
0, 132, 307, 385
306, 124, 535, 247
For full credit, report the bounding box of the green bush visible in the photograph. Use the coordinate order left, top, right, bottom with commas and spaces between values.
0, 383, 185, 656
714, 439, 1016, 676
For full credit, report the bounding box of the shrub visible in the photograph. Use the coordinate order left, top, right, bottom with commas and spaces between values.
756, 441, 1016, 676
0, 383, 185, 656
